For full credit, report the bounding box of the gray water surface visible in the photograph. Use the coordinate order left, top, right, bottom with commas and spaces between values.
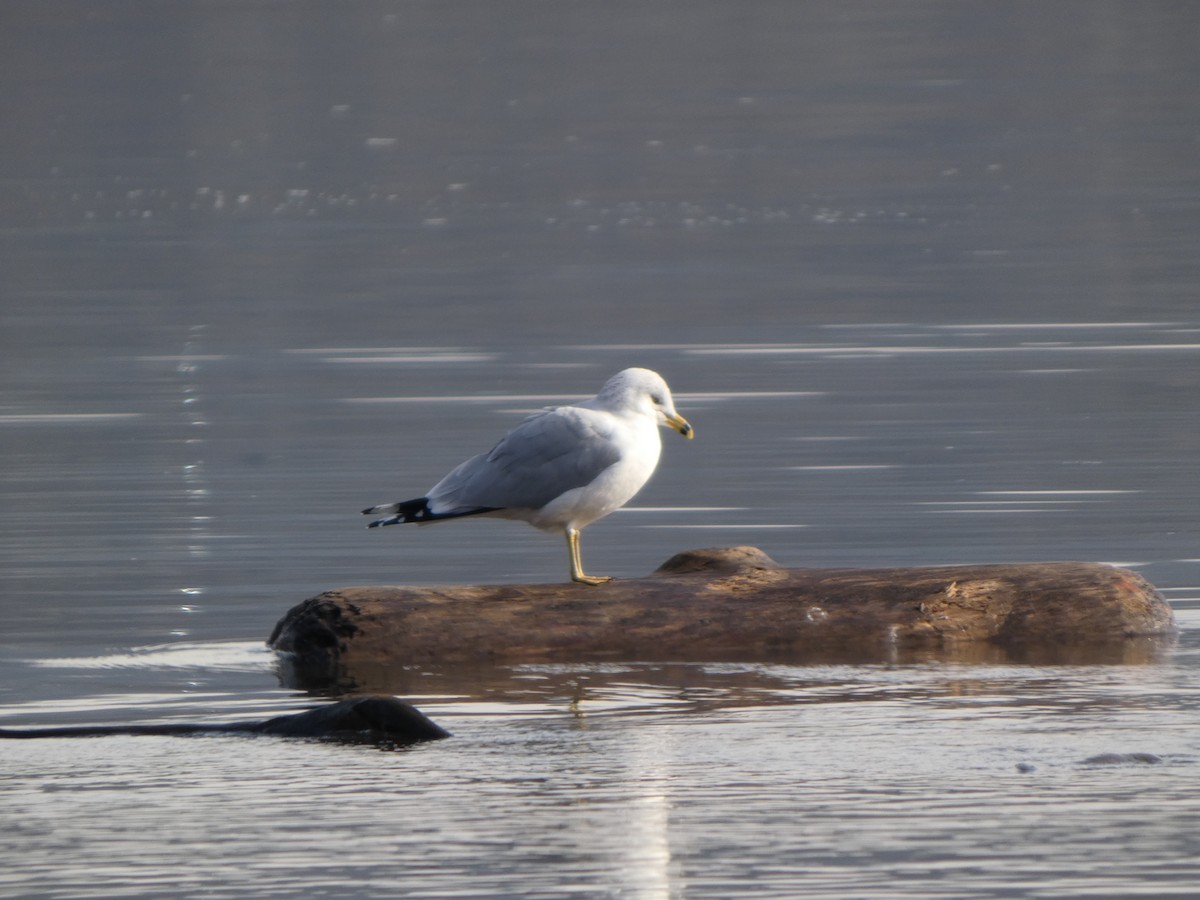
3, 2, 1200, 897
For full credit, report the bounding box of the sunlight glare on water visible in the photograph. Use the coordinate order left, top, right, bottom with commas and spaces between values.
4, 651, 1200, 898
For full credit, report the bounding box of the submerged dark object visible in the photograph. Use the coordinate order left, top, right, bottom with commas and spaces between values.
0, 695, 449, 747
1081, 752, 1163, 766
269, 546, 1175, 688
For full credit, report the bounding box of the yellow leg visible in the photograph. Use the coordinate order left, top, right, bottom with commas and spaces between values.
566, 528, 612, 586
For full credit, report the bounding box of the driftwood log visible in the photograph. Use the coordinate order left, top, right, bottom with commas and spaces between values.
269, 547, 1175, 689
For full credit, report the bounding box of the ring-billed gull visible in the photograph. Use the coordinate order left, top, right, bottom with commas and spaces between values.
362, 367, 693, 585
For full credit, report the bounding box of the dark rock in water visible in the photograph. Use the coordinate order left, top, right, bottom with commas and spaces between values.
1015, 762, 1037, 773
268, 546, 1176, 689
0, 695, 449, 748
1081, 752, 1163, 766
253, 695, 450, 744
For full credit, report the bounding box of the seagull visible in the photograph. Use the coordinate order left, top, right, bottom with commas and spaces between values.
362, 367, 693, 585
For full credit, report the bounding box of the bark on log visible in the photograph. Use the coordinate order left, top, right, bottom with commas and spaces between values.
268, 547, 1175, 688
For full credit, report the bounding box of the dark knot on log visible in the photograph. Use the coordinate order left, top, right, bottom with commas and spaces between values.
654, 545, 782, 576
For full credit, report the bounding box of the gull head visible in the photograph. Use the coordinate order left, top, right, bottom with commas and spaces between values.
596, 368, 694, 439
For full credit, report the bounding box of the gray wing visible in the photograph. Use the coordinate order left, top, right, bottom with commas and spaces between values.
427, 408, 621, 513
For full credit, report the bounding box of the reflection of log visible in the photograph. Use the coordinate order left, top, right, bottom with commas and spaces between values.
268, 547, 1175, 688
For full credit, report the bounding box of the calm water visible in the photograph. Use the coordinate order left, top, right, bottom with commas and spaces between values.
3, 2, 1200, 897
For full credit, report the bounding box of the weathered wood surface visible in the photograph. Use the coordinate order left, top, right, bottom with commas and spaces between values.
268, 547, 1175, 685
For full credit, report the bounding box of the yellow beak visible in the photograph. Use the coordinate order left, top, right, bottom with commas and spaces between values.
665, 412, 694, 439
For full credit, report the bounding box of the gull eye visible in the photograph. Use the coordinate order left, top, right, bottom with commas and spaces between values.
650, 393, 664, 406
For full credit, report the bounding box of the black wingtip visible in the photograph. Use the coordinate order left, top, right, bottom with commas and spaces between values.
366, 514, 404, 528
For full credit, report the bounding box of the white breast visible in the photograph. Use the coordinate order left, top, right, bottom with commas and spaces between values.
530, 413, 662, 532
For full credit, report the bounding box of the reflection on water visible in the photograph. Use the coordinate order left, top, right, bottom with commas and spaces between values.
3, 0, 1200, 896
277, 634, 1182, 702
